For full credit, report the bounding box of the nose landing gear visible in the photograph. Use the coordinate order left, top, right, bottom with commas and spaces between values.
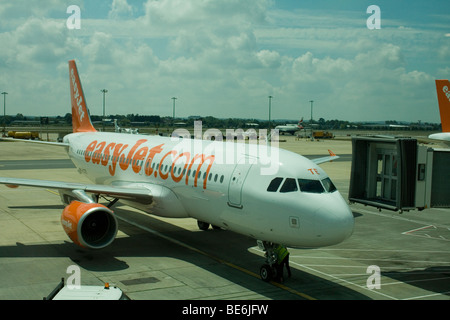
258, 240, 278, 282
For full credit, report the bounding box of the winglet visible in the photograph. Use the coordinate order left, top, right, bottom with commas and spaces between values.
312, 150, 340, 165
435, 79, 450, 132
69, 60, 97, 133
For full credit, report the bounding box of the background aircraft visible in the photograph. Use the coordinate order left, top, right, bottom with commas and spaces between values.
275, 118, 304, 135
429, 79, 450, 145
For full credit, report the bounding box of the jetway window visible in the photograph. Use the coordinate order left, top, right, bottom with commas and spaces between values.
376, 151, 398, 202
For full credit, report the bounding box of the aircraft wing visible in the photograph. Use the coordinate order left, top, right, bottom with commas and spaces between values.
0, 137, 69, 147
0, 177, 152, 202
311, 149, 340, 164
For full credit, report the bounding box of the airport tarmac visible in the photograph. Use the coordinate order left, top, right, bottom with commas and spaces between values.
0, 134, 449, 300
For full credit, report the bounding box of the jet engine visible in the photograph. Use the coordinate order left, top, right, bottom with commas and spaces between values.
61, 201, 118, 249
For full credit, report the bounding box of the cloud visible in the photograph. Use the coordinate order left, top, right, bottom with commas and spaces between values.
0, 0, 445, 123
108, 0, 134, 19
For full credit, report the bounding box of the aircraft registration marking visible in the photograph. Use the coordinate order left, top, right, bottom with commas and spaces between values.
307, 168, 320, 175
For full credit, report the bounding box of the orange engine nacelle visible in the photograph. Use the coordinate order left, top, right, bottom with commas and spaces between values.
61, 201, 118, 249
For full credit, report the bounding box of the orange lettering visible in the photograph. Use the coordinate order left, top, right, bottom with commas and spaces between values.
144, 144, 164, 176
82, 138, 215, 189
92, 141, 106, 164
120, 139, 147, 171
159, 151, 177, 180
102, 142, 116, 166
171, 152, 190, 183
198, 155, 215, 189
186, 154, 215, 189
85, 140, 97, 162
109, 143, 128, 176
132, 146, 148, 173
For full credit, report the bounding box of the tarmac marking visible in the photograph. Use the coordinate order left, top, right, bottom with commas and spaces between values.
402, 225, 450, 242
251, 247, 398, 300
403, 290, 450, 300
290, 255, 450, 265
116, 215, 316, 300
402, 225, 435, 235
288, 260, 398, 300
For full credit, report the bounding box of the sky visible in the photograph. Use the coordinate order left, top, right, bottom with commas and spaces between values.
0, 0, 449, 123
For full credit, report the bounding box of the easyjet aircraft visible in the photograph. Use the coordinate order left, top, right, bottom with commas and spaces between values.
429, 79, 450, 145
0, 60, 354, 281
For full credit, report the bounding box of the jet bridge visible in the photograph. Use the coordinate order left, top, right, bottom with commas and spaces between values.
348, 136, 450, 212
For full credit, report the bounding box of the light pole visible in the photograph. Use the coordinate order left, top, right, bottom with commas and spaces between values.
309, 100, 314, 141
101, 89, 108, 131
268, 95, 273, 130
172, 97, 177, 128
2, 92, 7, 136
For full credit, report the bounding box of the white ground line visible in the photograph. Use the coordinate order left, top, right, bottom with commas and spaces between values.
290, 255, 450, 265
250, 247, 398, 300
289, 260, 399, 300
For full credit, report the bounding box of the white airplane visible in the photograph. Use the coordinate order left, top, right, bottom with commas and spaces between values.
0, 60, 354, 281
114, 119, 139, 134
275, 118, 304, 135
429, 79, 450, 145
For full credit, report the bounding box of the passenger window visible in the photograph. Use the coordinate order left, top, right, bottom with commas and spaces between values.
298, 179, 324, 193
280, 178, 298, 193
321, 177, 337, 193
267, 177, 283, 192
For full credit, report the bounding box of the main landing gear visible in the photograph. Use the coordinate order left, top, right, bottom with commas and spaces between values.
257, 240, 279, 282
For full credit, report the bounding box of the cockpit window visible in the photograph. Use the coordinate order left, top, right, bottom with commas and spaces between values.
321, 177, 337, 193
280, 178, 298, 193
298, 179, 325, 193
268, 177, 337, 194
267, 177, 283, 192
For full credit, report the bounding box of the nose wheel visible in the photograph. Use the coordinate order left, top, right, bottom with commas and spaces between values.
260, 263, 278, 282
257, 240, 278, 282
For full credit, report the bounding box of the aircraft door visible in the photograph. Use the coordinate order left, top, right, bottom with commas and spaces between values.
228, 157, 255, 208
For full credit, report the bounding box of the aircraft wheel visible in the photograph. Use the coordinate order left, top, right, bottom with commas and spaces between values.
260, 264, 272, 282
197, 220, 210, 231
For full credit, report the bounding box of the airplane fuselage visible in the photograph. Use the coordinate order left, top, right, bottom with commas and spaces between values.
64, 131, 354, 248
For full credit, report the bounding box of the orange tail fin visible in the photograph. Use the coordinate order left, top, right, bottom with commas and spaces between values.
435, 79, 450, 132
69, 60, 97, 133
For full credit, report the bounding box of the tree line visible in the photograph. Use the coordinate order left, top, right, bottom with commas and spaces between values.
2, 113, 441, 131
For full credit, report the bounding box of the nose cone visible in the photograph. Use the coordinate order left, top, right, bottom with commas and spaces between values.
313, 192, 354, 246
